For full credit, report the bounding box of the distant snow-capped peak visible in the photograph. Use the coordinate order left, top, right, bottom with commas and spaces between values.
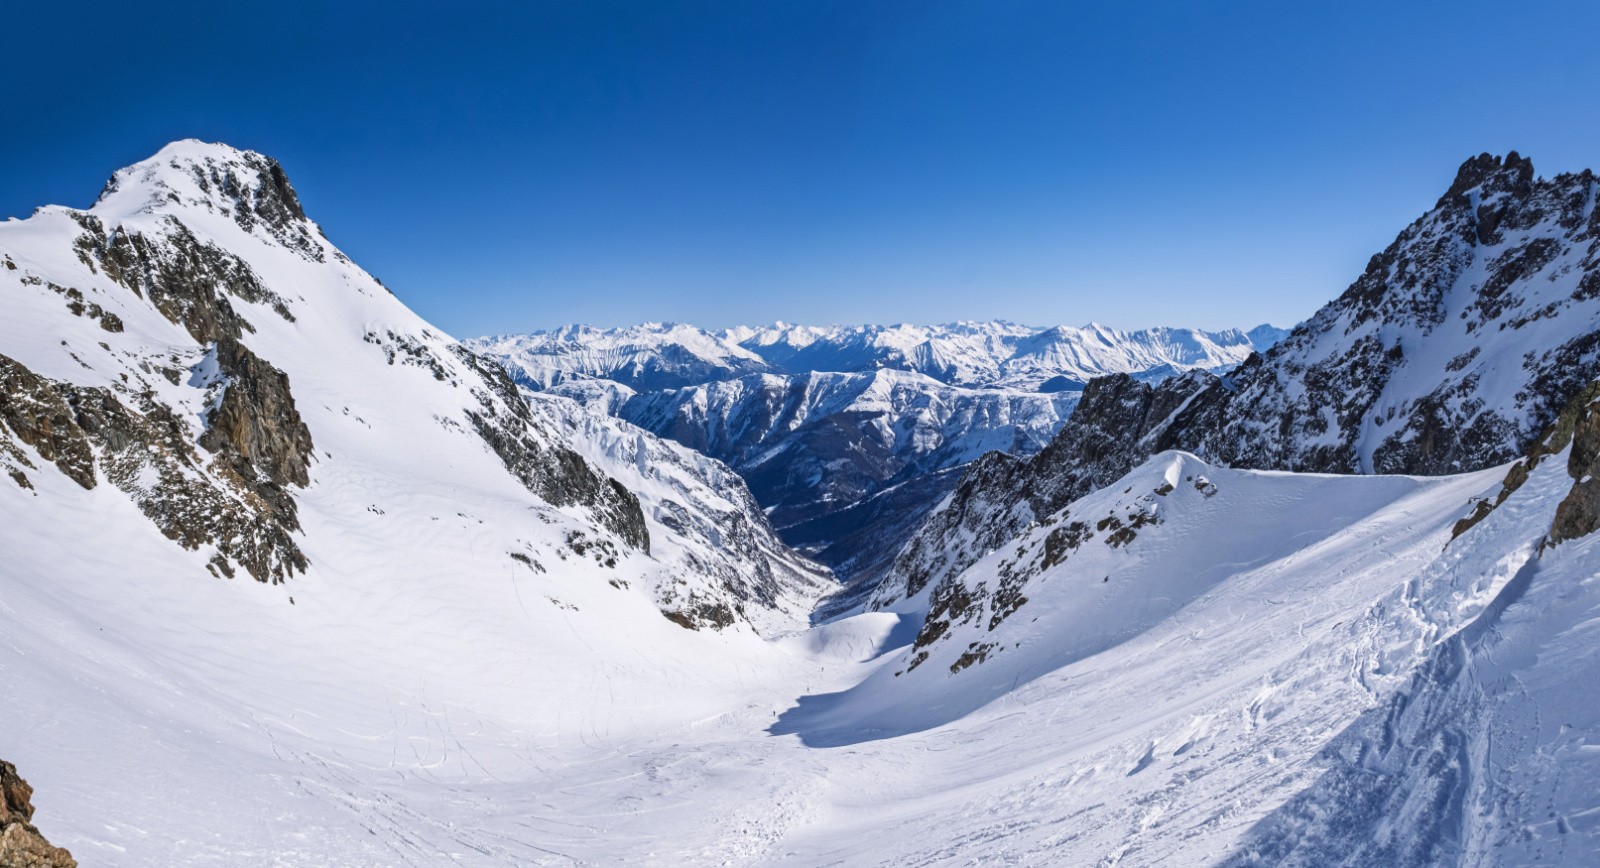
468, 319, 1284, 393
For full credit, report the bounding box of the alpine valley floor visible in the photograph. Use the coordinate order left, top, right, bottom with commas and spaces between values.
8, 446, 1599, 865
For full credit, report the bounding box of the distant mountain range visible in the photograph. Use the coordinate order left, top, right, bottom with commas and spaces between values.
470, 321, 1285, 595
470, 320, 1287, 393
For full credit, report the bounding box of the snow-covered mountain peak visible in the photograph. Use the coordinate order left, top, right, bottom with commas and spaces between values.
14, 143, 1600, 866
1, 142, 830, 631
87, 140, 329, 263
470, 322, 769, 392
479, 318, 1278, 395
96, 141, 295, 215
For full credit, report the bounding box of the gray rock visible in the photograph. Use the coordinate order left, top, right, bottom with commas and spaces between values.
0, 760, 76, 868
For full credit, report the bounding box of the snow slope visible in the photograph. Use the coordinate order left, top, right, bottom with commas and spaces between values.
17, 440, 1595, 865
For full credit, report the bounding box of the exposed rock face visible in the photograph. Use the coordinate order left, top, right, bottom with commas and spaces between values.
0, 355, 100, 490
0, 761, 76, 868
0, 350, 310, 583
1551, 393, 1600, 542
877, 152, 1600, 609
200, 337, 314, 489
72, 214, 294, 343
454, 348, 650, 552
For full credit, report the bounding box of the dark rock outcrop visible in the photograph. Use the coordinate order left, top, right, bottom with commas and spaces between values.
0, 356, 100, 489
455, 348, 650, 552
1440, 376, 1600, 545
0, 351, 308, 583
97, 145, 326, 262
200, 337, 314, 489
72, 214, 294, 344
1551, 400, 1600, 543
0, 761, 76, 868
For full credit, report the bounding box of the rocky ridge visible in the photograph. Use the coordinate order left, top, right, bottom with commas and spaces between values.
873, 152, 1600, 612
0, 140, 825, 629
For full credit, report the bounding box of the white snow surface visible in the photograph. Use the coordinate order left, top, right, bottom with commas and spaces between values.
13, 432, 1600, 865
3, 143, 1598, 866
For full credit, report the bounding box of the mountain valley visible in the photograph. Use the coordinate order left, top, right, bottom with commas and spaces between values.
3, 144, 1600, 867
470, 322, 1284, 598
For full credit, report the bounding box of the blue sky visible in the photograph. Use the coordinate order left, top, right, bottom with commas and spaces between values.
8, 1, 1600, 337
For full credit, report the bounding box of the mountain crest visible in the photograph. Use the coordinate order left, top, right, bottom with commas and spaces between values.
93, 140, 323, 260
1439, 149, 1536, 206
873, 149, 1600, 611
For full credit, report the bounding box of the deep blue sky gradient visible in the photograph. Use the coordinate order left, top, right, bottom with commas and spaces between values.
8, 1, 1600, 337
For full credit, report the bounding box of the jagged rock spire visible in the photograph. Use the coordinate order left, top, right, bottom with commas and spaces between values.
1438, 150, 1536, 206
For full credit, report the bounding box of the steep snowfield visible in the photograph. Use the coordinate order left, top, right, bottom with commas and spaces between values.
14, 439, 1598, 865
0, 428, 829, 864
